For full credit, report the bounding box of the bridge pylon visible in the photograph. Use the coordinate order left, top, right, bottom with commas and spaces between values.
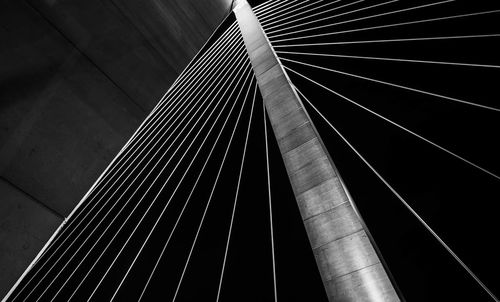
234, 1, 400, 301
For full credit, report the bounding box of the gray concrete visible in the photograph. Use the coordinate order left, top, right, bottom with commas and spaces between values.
0, 178, 61, 297
0, 0, 229, 296
234, 1, 400, 301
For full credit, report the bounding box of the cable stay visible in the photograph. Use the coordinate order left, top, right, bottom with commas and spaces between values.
276, 50, 500, 69
263, 99, 278, 302
273, 33, 500, 48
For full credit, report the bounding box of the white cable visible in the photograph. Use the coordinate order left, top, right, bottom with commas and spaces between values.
276, 50, 500, 69
263, 96, 278, 302
273, 33, 500, 47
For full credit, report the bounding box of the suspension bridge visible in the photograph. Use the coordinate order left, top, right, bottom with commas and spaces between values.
3, 0, 500, 301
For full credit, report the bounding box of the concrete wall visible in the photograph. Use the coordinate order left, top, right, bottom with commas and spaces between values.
0, 0, 229, 296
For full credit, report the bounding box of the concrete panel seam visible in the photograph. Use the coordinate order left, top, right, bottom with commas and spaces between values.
274, 120, 309, 140
329, 261, 382, 283
301, 199, 349, 223
253, 60, 279, 77
0, 176, 64, 219
312, 228, 366, 252
24, 1, 148, 114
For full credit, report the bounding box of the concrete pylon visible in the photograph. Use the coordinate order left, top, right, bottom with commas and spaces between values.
234, 1, 400, 301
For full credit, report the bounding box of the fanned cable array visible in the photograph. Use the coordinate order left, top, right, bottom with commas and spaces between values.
255, 0, 500, 301
3, 17, 284, 301
4, 0, 500, 301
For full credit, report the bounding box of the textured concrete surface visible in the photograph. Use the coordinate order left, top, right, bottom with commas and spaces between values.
0, 0, 229, 297
0, 178, 61, 297
235, 1, 400, 301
